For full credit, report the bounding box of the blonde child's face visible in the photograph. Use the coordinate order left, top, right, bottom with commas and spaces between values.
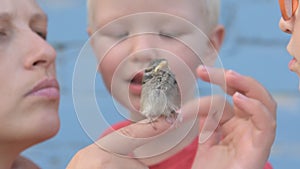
88, 0, 223, 119
279, 5, 300, 77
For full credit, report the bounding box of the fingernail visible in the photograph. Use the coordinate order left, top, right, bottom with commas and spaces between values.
235, 92, 248, 100
198, 65, 208, 73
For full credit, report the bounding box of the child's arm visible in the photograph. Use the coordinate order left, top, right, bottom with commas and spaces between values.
66, 96, 234, 169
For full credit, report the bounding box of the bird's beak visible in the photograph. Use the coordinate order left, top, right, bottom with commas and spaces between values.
154, 60, 168, 73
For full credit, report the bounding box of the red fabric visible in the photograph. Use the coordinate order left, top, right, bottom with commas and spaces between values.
102, 121, 273, 169
264, 162, 273, 169
149, 137, 197, 169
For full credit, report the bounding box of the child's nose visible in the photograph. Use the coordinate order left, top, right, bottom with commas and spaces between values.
279, 17, 293, 34
131, 34, 156, 51
130, 34, 157, 62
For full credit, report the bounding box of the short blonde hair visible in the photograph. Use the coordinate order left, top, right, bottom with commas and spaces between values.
205, 0, 220, 28
87, 0, 220, 28
87, 0, 94, 27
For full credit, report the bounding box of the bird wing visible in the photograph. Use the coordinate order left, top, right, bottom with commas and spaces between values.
141, 88, 167, 118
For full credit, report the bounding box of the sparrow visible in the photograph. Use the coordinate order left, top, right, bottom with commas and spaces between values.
140, 58, 181, 123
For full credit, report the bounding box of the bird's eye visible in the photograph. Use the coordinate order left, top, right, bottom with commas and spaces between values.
145, 67, 153, 73
157, 76, 162, 82
142, 74, 152, 84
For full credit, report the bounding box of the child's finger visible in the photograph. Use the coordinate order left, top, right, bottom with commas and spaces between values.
197, 66, 277, 114
197, 66, 243, 95
225, 71, 277, 114
197, 65, 227, 91
232, 92, 276, 145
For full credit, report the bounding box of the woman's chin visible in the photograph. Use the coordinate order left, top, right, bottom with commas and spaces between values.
292, 67, 300, 78
31, 118, 60, 143
294, 63, 300, 76
296, 71, 300, 77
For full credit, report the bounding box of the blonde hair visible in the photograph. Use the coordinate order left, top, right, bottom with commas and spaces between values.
87, 0, 93, 27
87, 0, 220, 28
205, 0, 220, 28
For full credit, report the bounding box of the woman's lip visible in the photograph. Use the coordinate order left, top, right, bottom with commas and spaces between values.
288, 57, 300, 77
26, 78, 60, 99
289, 58, 297, 71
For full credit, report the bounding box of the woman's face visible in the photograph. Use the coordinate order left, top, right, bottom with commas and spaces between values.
0, 0, 60, 146
279, 3, 300, 78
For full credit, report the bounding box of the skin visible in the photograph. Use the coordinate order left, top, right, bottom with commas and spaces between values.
87, 0, 224, 121
0, 0, 59, 168
279, 3, 300, 77
88, 0, 224, 165
67, 0, 276, 168
67, 96, 234, 169
192, 67, 276, 169
67, 68, 276, 169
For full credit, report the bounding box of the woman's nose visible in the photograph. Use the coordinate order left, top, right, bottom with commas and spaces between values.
23, 31, 57, 70
279, 17, 293, 34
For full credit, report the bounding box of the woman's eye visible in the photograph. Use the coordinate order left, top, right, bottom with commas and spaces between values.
0, 31, 6, 36
0, 29, 9, 42
0, 30, 7, 38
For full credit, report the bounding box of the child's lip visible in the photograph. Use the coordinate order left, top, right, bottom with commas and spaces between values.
129, 71, 144, 95
130, 71, 144, 85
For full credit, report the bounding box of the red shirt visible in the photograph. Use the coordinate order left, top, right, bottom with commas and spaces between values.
102, 121, 273, 169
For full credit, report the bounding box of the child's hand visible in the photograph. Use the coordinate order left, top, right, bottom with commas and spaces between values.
66, 143, 148, 169
192, 66, 277, 169
66, 118, 172, 169
66, 93, 234, 168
